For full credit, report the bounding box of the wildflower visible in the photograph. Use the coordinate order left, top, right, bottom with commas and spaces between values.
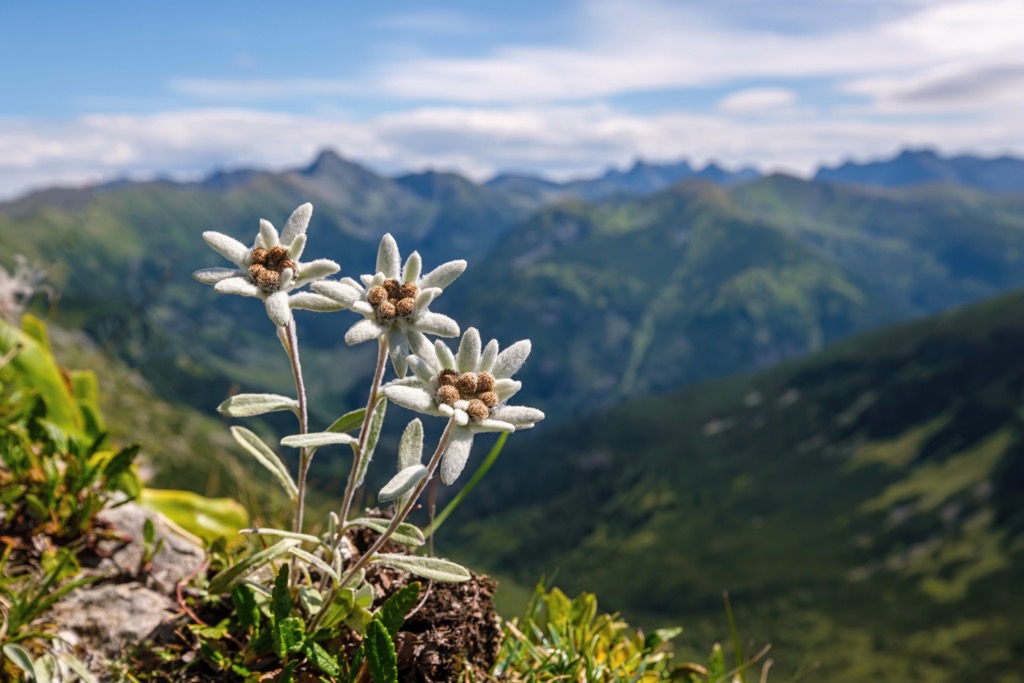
383, 328, 544, 484
0, 256, 49, 322
312, 234, 464, 376
192, 203, 343, 327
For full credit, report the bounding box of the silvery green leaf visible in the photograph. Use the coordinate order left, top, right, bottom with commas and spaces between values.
387, 327, 411, 378
402, 251, 422, 283
209, 539, 299, 594
415, 312, 459, 337
328, 407, 366, 433
345, 319, 385, 345
2, 644, 35, 676
492, 340, 532, 379
371, 554, 471, 582
383, 386, 438, 415
350, 518, 425, 547
281, 202, 312, 245
298, 585, 324, 616
289, 292, 347, 312
230, 426, 297, 500
193, 267, 239, 284
259, 218, 280, 248
440, 427, 474, 485
378, 465, 428, 503
419, 259, 467, 290
376, 233, 401, 279
288, 547, 340, 583
215, 276, 261, 297
203, 231, 249, 264
288, 233, 307, 261
218, 393, 298, 417
241, 528, 325, 546
399, 419, 424, 469
265, 290, 292, 327
355, 398, 387, 487
56, 652, 98, 683
293, 259, 341, 288
456, 328, 481, 373
280, 431, 358, 448
479, 339, 499, 373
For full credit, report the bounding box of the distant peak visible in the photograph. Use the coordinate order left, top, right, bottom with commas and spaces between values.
304, 149, 352, 174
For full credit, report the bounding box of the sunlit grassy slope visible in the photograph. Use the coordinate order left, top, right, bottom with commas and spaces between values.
443, 289, 1024, 682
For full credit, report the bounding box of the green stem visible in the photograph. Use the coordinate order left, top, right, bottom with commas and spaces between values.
279, 321, 310, 583
337, 339, 388, 525
423, 431, 508, 539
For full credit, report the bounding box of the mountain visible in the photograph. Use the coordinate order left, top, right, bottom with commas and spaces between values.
443, 288, 1024, 683
814, 148, 1024, 192
486, 159, 760, 202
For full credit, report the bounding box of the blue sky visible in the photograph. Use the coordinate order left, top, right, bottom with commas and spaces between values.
1, 0, 1021, 198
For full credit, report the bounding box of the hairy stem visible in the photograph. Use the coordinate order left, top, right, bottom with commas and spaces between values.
279, 322, 310, 537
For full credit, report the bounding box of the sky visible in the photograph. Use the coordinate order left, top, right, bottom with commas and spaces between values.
1, 0, 1022, 199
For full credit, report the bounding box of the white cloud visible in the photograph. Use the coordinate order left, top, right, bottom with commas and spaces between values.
717, 88, 799, 114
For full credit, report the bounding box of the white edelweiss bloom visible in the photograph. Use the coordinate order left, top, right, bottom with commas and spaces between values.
192, 203, 344, 327
383, 327, 544, 485
312, 233, 465, 377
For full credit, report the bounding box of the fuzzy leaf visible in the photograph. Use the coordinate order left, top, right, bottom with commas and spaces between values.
371, 554, 471, 582
365, 620, 398, 683
230, 426, 297, 500
241, 528, 325, 546
208, 540, 298, 594
379, 582, 421, 638
355, 399, 387, 487
377, 465, 428, 504
328, 407, 366, 434
398, 419, 424, 469
349, 517, 425, 547
288, 547, 340, 583
218, 393, 298, 418
280, 431, 358, 449
2, 644, 35, 676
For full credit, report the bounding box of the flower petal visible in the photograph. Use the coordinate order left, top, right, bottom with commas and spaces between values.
474, 418, 516, 433
312, 279, 363, 306
439, 428, 474, 485
491, 405, 545, 428
293, 259, 341, 288
453, 409, 469, 427
265, 291, 292, 326
403, 251, 422, 283
493, 379, 522, 401
352, 301, 375, 315
376, 233, 401, 279
289, 292, 347, 312
281, 202, 312, 245
408, 355, 436, 382
419, 259, 467, 291
415, 312, 459, 338
479, 340, 499, 373
259, 219, 280, 248
384, 385, 440, 415
435, 339, 457, 369
203, 232, 248, 265
456, 328, 481, 374
360, 273, 377, 288
214, 276, 261, 298
387, 327, 411, 378
492, 340, 532, 379
415, 287, 441, 309
288, 233, 307, 261
345, 319, 386, 345
193, 267, 239, 285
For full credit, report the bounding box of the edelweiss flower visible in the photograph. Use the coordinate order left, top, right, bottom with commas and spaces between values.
312, 234, 464, 376
192, 203, 343, 326
383, 328, 544, 485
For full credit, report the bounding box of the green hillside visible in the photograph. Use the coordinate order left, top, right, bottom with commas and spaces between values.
443, 289, 1024, 682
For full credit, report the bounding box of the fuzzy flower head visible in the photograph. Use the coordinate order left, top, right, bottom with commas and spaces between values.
312, 234, 465, 377
384, 328, 544, 485
192, 203, 344, 326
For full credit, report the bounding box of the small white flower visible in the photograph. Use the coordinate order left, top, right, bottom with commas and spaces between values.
383, 328, 544, 485
192, 203, 343, 327
312, 233, 464, 377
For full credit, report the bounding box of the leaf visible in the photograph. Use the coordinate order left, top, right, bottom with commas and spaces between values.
230, 426, 298, 500
364, 619, 398, 683
349, 518, 425, 547
379, 582, 421, 638
327, 408, 366, 434
298, 585, 324, 616
287, 547, 340, 583
102, 444, 140, 488
305, 641, 342, 678
377, 465, 427, 503
272, 564, 292, 625
189, 618, 231, 640
143, 517, 156, 545
371, 554, 471, 582
240, 527, 324, 546
208, 540, 298, 595
280, 432, 358, 449
318, 588, 355, 630
277, 617, 306, 655
3, 643, 36, 675
232, 584, 260, 632
218, 393, 299, 417
425, 432, 507, 539
355, 399, 387, 487
397, 419, 423, 469
140, 489, 248, 544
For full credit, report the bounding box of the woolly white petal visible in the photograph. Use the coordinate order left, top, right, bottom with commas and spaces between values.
352, 301, 375, 316
360, 273, 377, 288
419, 260, 467, 291
415, 312, 459, 338
479, 340, 499, 373
439, 428, 475, 485
435, 340, 457, 369
312, 279, 363, 306
265, 291, 292, 326
408, 355, 436, 382
493, 379, 522, 401
438, 403, 455, 417
214, 276, 261, 298
293, 259, 341, 288
288, 292, 347, 312
202, 232, 249, 265
279, 268, 294, 290
281, 202, 312, 245
492, 340, 532, 379
407, 331, 432, 360
345, 319, 386, 345
474, 418, 516, 433
376, 234, 401, 280
491, 405, 545, 428
453, 409, 469, 427
383, 385, 440, 415
387, 327, 411, 378
456, 328, 481, 374
259, 219, 280, 248
288, 234, 307, 261
193, 267, 239, 285
402, 251, 422, 284
415, 287, 441, 309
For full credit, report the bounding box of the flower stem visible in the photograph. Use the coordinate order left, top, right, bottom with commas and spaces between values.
279, 322, 310, 536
